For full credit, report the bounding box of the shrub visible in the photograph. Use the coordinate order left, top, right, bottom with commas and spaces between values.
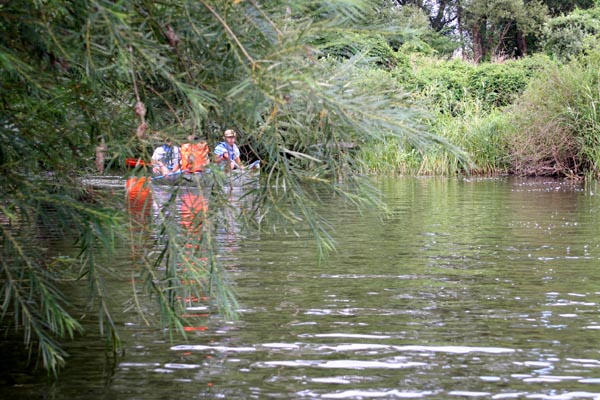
506, 50, 600, 177
400, 54, 551, 116
467, 55, 551, 109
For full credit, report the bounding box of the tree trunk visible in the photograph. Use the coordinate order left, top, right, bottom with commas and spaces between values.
472, 17, 487, 63
516, 30, 527, 57
430, 0, 448, 31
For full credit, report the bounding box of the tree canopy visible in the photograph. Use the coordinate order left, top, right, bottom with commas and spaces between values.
390, 0, 596, 61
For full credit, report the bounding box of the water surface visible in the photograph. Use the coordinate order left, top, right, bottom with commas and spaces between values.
3, 177, 600, 399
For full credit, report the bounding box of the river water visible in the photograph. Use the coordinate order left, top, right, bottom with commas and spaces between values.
3, 176, 600, 399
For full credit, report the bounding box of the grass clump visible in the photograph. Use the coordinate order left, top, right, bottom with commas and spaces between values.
505, 50, 600, 178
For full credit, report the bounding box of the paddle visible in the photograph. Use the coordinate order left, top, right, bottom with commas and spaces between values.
152, 170, 184, 180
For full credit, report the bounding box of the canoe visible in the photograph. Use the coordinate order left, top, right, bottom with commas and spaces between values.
151, 170, 213, 187
151, 161, 260, 190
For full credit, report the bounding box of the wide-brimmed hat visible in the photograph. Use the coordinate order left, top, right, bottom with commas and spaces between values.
224, 129, 236, 138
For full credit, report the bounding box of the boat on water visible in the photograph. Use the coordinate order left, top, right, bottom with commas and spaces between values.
150, 160, 260, 190
81, 161, 260, 192
150, 170, 213, 187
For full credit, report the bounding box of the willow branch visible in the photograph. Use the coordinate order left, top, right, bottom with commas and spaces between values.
248, 0, 283, 39
198, 0, 257, 69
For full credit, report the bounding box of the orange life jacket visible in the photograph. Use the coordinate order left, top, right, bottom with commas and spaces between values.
180, 141, 209, 172
125, 177, 152, 223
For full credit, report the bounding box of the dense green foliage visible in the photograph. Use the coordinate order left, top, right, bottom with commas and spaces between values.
400, 54, 550, 114
360, 3, 600, 178
543, 5, 600, 60
0, 0, 458, 373
359, 53, 552, 175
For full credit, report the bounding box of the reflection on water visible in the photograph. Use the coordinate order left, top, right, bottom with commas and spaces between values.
4, 177, 600, 399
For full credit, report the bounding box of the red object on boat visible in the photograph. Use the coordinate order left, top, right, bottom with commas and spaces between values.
126, 157, 148, 167
183, 326, 208, 332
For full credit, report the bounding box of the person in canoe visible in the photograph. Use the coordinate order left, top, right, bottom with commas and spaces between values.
214, 129, 244, 170
152, 137, 181, 176
181, 134, 210, 173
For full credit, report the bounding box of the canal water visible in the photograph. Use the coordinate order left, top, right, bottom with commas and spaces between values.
3, 176, 600, 399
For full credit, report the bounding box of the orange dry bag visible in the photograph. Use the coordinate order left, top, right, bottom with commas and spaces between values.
181, 141, 209, 172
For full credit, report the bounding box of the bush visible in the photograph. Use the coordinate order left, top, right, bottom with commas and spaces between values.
467, 55, 550, 109
400, 54, 551, 116
506, 50, 600, 177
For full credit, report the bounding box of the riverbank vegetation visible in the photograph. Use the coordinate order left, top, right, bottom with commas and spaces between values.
358, 3, 600, 178
2, 0, 600, 373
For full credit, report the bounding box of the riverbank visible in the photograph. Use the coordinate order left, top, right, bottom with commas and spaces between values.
358, 51, 600, 180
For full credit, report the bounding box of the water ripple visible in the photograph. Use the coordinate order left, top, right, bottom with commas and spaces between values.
259, 359, 428, 369
317, 389, 434, 398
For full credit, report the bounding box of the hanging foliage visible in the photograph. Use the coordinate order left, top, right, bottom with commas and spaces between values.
0, 0, 459, 373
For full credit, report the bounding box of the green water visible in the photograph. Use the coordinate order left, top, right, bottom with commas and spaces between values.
3, 177, 600, 399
